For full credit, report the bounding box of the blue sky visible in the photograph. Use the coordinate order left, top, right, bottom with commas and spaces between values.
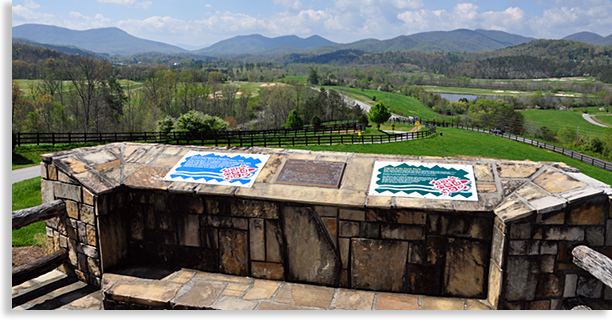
10, 0, 612, 48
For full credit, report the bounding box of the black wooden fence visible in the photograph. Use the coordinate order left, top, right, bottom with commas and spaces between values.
396, 118, 612, 172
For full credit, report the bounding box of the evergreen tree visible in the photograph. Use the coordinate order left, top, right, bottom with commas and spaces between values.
368, 102, 391, 130
285, 109, 304, 129
311, 114, 322, 128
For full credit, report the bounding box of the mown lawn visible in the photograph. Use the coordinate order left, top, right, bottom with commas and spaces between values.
520, 109, 607, 138
12, 143, 103, 170
292, 126, 612, 184
592, 115, 612, 127
12, 177, 45, 247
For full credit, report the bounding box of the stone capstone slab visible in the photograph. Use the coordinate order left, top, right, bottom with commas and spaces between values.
105, 279, 182, 308
496, 163, 542, 179
533, 168, 587, 194
172, 280, 225, 309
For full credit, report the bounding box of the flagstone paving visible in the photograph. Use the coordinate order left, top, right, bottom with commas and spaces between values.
13, 267, 494, 310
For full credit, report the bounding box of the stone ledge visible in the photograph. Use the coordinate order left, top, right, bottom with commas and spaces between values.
101, 266, 493, 310
43, 143, 608, 215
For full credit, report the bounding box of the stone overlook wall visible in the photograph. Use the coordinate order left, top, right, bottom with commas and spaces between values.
40, 143, 612, 309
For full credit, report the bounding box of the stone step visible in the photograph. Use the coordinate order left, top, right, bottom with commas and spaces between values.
102, 265, 493, 310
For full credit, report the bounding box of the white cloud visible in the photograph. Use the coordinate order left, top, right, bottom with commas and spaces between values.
273, 0, 303, 11
97, 0, 152, 9
64, 12, 112, 30
23, 0, 40, 9
12, 4, 56, 25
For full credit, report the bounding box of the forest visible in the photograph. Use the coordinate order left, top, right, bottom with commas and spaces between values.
11, 39, 612, 142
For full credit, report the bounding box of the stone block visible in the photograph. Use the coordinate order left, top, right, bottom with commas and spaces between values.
577, 276, 604, 298
156, 212, 177, 231
540, 255, 555, 273
314, 206, 337, 217
408, 243, 425, 264
74, 171, 115, 195
375, 293, 419, 310
509, 240, 540, 256
235, 183, 367, 209
536, 274, 562, 298
200, 227, 218, 249
65, 200, 79, 219
265, 220, 283, 263
105, 280, 182, 308
496, 162, 541, 178
494, 195, 533, 223
426, 236, 447, 265
79, 204, 95, 225
527, 300, 550, 310
41, 180, 54, 204
586, 226, 605, 247
251, 262, 284, 280
231, 199, 279, 219
219, 229, 248, 276
477, 184, 497, 193
339, 238, 350, 270
173, 280, 224, 309
607, 220, 612, 247
77, 222, 88, 244
57, 170, 77, 184
568, 201, 606, 225
543, 226, 584, 241
540, 241, 558, 255
243, 279, 282, 300
537, 211, 565, 225
487, 262, 502, 309
560, 187, 605, 204
87, 257, 101, 277
505, 257, 539, 301
254, 153, 285, 184
167, 181, 199, 194
125, 145, 165, 165
211, 298, 257, 310
394, 197, 454, 212
178, 214, 200, 247
473, 163, 494, 181
339, 221, 360, 237
334, 289, 375, 310
341, 158, 375, 191
360, 222, 380, 239
366, 209, 427, 225
421, 297, 465, 310
442, 238, 488, 298
515, 182, 549, 201
206, 215, 248, 230
281, 206, 340, 286
53, 182, 82, 202
222, 283, 249, 297
77, 252, 88, 273
530, 196, 567, 214
167, 194, 204, 214
249, 218, 265, 261
86, 225, 97, 246
275, 283, 336, 309
351, 238, 408, 292
439, 215, 492, 240
533, 167, 587, 194
124, 165, 171, 190
510, 223, 532, 239
380, 224, 424, 240
339, 209, 365, 221
501, 179, 528, 197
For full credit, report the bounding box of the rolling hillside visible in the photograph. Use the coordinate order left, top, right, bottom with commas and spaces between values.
192, 34, 337, 56
12, 24, 187, 55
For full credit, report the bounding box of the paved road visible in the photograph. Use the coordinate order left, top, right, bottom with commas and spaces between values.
582, 113, 611, 128
12, 166, 41, 184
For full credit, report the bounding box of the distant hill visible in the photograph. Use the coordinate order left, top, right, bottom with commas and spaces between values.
12, 24, 187, 55
12, 37, 109, 58
563, 32, 604, 44
300, 29, 536, 55
595, 34, 612, 46
193, 34, 336, 56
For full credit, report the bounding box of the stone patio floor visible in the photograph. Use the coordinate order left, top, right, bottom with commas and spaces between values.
13, 266, 493, 310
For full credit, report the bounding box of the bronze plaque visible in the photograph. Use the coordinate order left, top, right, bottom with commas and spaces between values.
275, 159, 346, 189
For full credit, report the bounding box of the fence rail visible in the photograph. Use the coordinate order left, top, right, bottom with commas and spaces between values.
19, 116, 608, 171
391, 118, 612, 172
12, 200, 68, 286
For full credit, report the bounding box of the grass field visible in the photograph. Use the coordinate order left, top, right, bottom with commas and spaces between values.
13, 143, 103, 170
12, 177, 45, 247
324, 86, 440, 120
520, 109, 607, 138
592, 115, 612, 127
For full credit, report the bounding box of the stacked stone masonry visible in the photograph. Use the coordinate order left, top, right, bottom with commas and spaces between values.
40, 143, 612, 310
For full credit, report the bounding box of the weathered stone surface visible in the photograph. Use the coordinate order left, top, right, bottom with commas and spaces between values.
476, 184, 497, 193
536, 274, 562, 298
212, 298, 257, 310
442, 238, 488, 298
55, 156, 90, 175
528, 300, 550, 310
322, 218, 337, 246
195, 271, 252, 284
153, 154, 182, 167
275, 283, 336, 309
560, 187, 604, 204
505, 257, 538, 301
74, 171, 115, 194
242, 279, 282, 300
563, 274, 578, 297
125, 145, 165, 165
339, 238, 350, 270
222, 283, 249, 297
515, 183, 548, 201
82, 188, 94, 206
487, 263, 502, 309
231, 199, 279, 219
53, 182, 82, 202
251, 262, 284, 280
577, 276, 603, 298
219, 229, 248, 276
124, 166, 171, 190
200, 228, 218, 249
421, 297, 464, 310
58, 171, 79, 184
65, 200, 79, 219
510, 223, 531, 240
265, 220, 283, 263
105, 280, 181, 308
530, 196, 567, 214
568, 201, 607, 225
314, 206, 337, 217
366, 209, 427, 225
205, 215, 248, 230
543, 226, 584, 241
195, 183, 237, 196
494, 195, 533, 223
509, 240, 540, 256
167, 182, 199, 193
86, 225, 97, 246
167, 194, 204, 214
375, 293, 419, 310
501, 179, 528, 197
365, 196, 393, 208
586, 227, 605, 246
173, 280, 225, 309
339, 221, 359, 237
335, 289, 374, 310
166, 269, 196, 284
439, 215, 492, 240
466, 299, 492, 310
281, 206, 341, 286
351, 238, 408, 292
41, 180, 54, 204
394, 197, 454, 212
177, 214, 200, 247
360, 222, 380, 239
533, 167, 587, 194
496, 163, 541, 178
255, 153, 285, 184
473, 164, 494, 181
537, 211, 565, 225
380, 224, 424, 240
341, 158, 375, 191
249, 218, 265, 261
236, 183, 367, 208
339, 209, 365, 221
607, 220, 612, 247
48, 164, 58, 180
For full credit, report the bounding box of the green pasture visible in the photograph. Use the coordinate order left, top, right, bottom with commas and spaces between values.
12, 143, 103, 170
520, 109, 607, 138
592, 115, 612, 127
324, 86, 439, 120
12, 177, 45, 247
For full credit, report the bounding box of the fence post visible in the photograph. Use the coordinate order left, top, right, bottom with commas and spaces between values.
52, 133, 55, 146
68, 132, 71, 144
36, 132, 40, 145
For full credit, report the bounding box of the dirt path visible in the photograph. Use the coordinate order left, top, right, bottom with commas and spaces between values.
582, 113, 611, 128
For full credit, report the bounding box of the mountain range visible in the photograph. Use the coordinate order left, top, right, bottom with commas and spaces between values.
11, 23, 612, 58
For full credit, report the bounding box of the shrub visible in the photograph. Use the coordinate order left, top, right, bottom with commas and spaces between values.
311, 114, 322, 128
358, 114, 369, 125
157, 116, 176, 134
556, 127, 576, 144
534, 126, 556, 142
174, 111, 229, 135
285, 109, 304, 129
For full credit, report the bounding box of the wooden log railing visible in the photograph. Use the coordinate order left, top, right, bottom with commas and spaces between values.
562, 245, 612, 310
572, 245, 612, 289
12, 200, 68, 286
